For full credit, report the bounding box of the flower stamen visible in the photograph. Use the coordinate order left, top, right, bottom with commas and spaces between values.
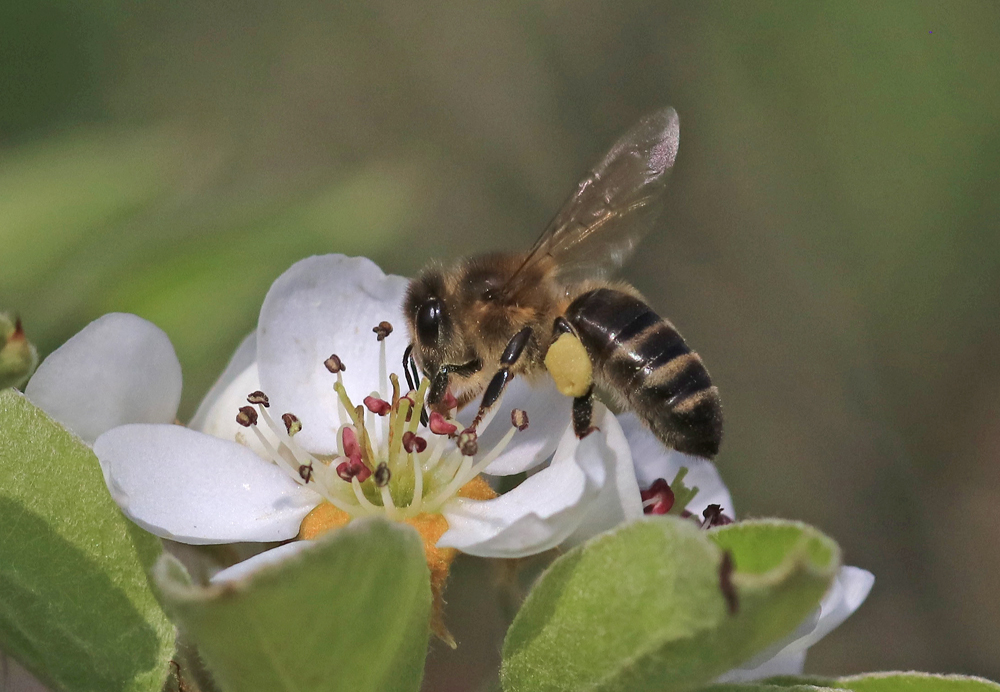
239, 338, 527, 530
406, 450, 424, 518
364, 396, 391, 415
282, 412, 302, 436
402, 431, 427, 453
429, 411, 457, 436
351, 476, 380, 513
247, 391, 270, 407
640, 478, 674, 515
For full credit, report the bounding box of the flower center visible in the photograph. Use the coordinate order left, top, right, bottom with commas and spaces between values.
233, 323, 527, 646
234, 322, 526, 523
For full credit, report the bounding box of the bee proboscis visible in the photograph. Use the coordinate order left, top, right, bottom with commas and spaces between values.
404, 108, 722, 459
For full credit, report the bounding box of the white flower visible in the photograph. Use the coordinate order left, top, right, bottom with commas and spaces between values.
26, 255, 626, 562
26, 252, 872, 672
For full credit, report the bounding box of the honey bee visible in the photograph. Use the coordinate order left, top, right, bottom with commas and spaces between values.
403, 108, 722, 458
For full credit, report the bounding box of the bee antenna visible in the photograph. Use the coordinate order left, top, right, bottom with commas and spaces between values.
402, 343, 434, 426
402, 343, 417, 393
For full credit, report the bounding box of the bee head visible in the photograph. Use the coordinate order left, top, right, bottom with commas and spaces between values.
403, 266, 458, 380
405, 253, 544, 405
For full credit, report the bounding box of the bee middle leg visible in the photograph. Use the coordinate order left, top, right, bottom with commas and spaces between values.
470, 326, 533, 429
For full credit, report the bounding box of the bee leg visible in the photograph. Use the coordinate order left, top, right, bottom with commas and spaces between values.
545, 317, 593, 398
470, 327, 532, 429
572, 386, 597, 439
428, 366, 450, 403
553, 316, 575, 336
553, 318, 598, 438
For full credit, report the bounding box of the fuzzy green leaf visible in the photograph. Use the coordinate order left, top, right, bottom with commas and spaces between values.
154, 518, 431, 692
759, 676, 842, 688
501, 517, 839, 692
0, 390, 176, 691
701, 685, 846, 692
837, 673, 1000, 691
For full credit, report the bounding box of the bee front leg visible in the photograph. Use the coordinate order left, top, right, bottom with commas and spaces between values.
469, 327, 532, 430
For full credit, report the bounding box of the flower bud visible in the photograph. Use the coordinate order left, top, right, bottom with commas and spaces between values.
0, 314, 39, 390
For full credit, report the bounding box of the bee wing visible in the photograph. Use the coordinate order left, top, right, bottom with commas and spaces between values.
504, 107, 680, 292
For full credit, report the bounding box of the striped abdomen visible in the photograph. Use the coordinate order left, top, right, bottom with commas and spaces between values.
564, 288, 722, 458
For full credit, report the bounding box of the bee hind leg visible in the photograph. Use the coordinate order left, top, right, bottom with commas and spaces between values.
469, 326, 533, 430
572, 386, 597, 439
549, 318, 598, 438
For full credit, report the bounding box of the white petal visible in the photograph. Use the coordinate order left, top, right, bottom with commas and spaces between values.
438, 407, 612, 558
715, 650, 806, 683
210, 541, 314, 584
188, 363, 274, 460
189, 331, 256, 432
715, 565, 873, 681
458, 375, 572, 476
257, 255, 409, 455
560, 410, 644, 549
618, 412, 734, 517
93, 424, 320, 544
25, 313, 182, 444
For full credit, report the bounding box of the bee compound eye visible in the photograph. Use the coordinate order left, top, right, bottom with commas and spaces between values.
416, 298, 442, 345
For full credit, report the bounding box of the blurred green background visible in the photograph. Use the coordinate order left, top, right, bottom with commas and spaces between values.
3, 0, 999, 684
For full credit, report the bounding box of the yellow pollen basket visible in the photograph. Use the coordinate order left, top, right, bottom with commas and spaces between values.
299, 476, 496, 647
544, 332, 593, 397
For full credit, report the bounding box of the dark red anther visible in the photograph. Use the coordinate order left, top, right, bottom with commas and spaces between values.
429, 411, 458, 436
364, 396, 392, 415
341, 426, 362, 459
324, 354, 345, 373
402, 431, 428, 454
702, 504, 734, 528
511, 408, 529, 431
336, 457, 372, 483
236, 406, 258, 427
299, 463, 314, 483
282, 412, 302, 436
372, 321, 393, 341
441, 389, 459, 410
457, 428, 478, 456
247, 391, 270, 407
640, 478, 675, 515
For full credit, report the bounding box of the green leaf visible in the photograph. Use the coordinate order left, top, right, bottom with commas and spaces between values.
154, 518, 431, 692
705, 677, 1000, 692
837, 673, 1000, 691
701, 685, 846, 692
760, 677, 842, 688
0, 389, 175, 691
501, 517, 839, 692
